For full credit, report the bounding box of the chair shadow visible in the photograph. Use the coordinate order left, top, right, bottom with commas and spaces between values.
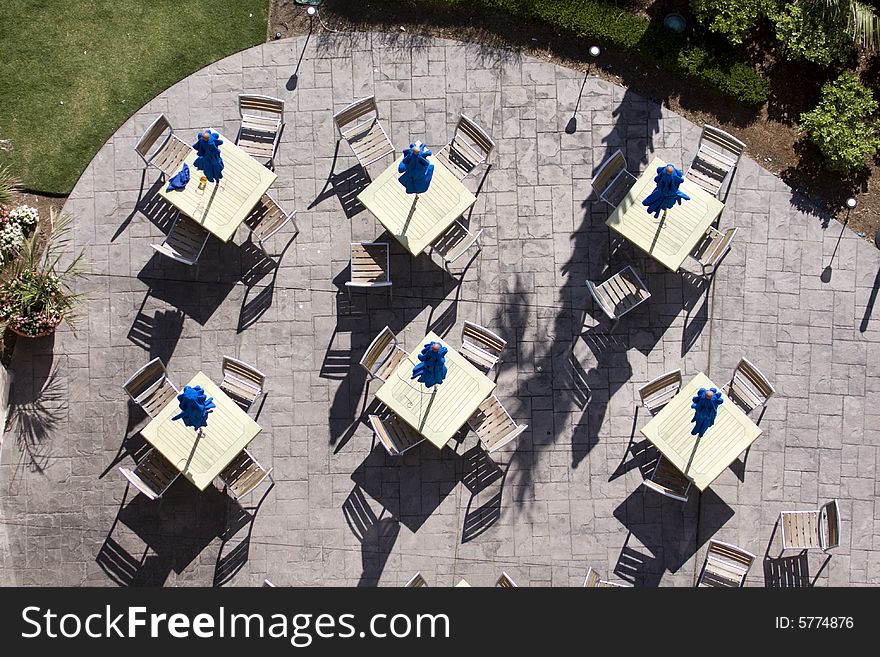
680, 272, 710, 357
101, 478, 230, 586
609, 410, 661, 482
612, 531, 665, 587
125, 178, 179, 237
309, 141, 371, 219
460, 446, 509, 543
96, 487, 168, 586
342, 485, 401, 587
213, 483, 275, 587
137, 254, 236, 326
99, 424, 151, 479
236, 236, 296, 333
127, 294, 186, 364
350, 444, 463, 533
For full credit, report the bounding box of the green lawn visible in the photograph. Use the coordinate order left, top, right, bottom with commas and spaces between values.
0, 0, 269, 195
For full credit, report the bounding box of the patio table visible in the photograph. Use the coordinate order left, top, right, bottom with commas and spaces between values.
375, 331, 496, 449
606, 157, 725, 271
158, 133, 277, 243
640, 372, 762, 491
357, 156, 477, 256
140, 371, 262, 490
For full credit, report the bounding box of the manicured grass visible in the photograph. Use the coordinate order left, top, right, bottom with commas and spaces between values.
425, 0, 769, 106
0, 0, 269, 195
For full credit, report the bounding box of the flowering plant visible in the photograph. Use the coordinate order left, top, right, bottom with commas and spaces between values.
0, 221, 24, 266
0, 210, 86, 337
8, 204, 39, 231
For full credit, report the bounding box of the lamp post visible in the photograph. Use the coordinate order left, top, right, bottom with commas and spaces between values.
823, 196, 858, 282
565, 46, 601, 134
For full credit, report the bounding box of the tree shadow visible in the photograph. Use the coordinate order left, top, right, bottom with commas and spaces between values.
5, 335, 64, 478
342, 484, 401, 587
350, 443, 462, 533
779, 138, 870, 228
213, 482, 275, 587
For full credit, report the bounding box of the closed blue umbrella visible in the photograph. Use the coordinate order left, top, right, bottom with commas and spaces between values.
172, 385, 216, 431
398, 143, 434, 195
165, 163, 190, 191
411, 341, 447, 388
643, 163, 690, 219
193, 129, 224, 183
690, 387, 723, 437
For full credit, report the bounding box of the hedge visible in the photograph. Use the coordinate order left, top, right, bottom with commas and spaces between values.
424, 0, 770, 104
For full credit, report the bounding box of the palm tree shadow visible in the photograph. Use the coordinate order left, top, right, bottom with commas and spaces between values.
6, 335, 64, 479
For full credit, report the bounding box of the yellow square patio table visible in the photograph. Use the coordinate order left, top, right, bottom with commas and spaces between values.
140, 372, 262, 491
605, 157, 725, 271
375, 332, 496, 449
640, 372, 762, 491
357, 156, 477, 256
158, 133, 277, 243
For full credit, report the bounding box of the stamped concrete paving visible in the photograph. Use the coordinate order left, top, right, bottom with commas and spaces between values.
1, 33, 878, 587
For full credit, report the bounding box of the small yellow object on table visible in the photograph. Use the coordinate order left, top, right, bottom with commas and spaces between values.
140, 372, 262, 491
640, 372, 762, 491
357, 156, 477, 256
605, 157, 725, 271
159, 134, 277, 243
375, 332, 496, 449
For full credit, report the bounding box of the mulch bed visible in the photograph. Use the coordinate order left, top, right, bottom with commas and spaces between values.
271, 0, 880, 245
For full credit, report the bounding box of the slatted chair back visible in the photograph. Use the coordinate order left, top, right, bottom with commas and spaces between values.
124, 358, 179, 418
592, 149, 637, 208
405, 572, 429, 588
347, 242, 392, 296
642, 457, 690, 502
698, 539, 756, 587
333, 96, 395, 167
467, 395, 528, 453
360, 326, 408, 381
368, 414, 425, 456
134, 114, 190, 175
638, 369, 682, 415
219, 448, 273, 499
586, 265, 651, 322
727, 357, 774, 413
118, 448, 179, 500
435, 115, 495, 179
687, 125, 746, 198
150, 215, 210, 266
431, 220, 483, 266
583, 567, 601, 588
691, 226, 737, 275
460, 321, 506, 372
820, 500, 841, 550
495, 572, 517, 587
220, 356, 267, 408
245, 193, 297, 246
237, 95, 285, 166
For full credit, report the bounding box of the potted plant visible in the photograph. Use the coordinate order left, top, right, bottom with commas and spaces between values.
0, 210, 86, 338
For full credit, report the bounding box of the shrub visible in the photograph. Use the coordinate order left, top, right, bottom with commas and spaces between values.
800, 72, 880, 173
771, 0, 853, 65
424, 0, 770, 104
690, 0, 765, 45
